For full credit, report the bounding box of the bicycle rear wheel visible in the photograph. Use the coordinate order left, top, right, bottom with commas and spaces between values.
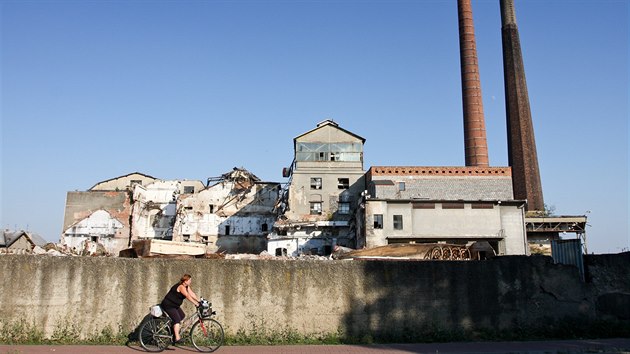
190, 318, 224, 352
139, 318, 172, 352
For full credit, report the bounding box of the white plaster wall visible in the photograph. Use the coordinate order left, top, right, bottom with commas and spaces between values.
131, 181, 180, 239
411, 205, 503, 237
173, 182, 278, 243
63, 210, 124, 237
364, 201, 528, 255
500, 205, 529, 255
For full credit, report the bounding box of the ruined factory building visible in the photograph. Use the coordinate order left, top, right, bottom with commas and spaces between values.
61, 168, 280, 257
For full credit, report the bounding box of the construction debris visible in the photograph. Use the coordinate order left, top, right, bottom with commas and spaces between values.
123, 239, 207, 258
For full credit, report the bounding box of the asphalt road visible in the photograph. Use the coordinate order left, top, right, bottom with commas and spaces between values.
2, 338, 630, 354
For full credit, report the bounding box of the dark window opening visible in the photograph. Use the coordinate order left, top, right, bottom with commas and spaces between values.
183, 186, 195, 194
130, 180, 142, 186
338, 178, 349, 189
472, 203, 494, 209
262, 223, 268, 232
225, 225, 230, 235
442, 203, 465, 209
183, 234, 190, 242
413, 203, 435, 209
209, 204, 214, 213
374, 214, 383, 229
275, 248, 288, 257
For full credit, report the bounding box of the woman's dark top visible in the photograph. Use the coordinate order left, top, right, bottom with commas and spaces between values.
161, 283, 186, 309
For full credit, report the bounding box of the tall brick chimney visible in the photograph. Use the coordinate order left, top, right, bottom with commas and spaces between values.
500, 0, 544, 211
458, 0, 490, 167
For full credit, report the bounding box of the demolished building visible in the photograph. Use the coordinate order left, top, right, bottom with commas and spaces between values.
61, 169, 279, 256
61, 172, 146, 255
173, 168, 280, 254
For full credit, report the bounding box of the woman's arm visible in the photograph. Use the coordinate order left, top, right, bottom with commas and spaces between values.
178, 284, 200, 306
187, 287, 201, 303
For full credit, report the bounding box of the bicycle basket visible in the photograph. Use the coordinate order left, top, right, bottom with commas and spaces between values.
150, 305, 163, 317
199, 299, 211, 318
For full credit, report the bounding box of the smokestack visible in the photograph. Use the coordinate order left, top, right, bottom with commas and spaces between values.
500, 0, 544, 211
458, 0, 490, 167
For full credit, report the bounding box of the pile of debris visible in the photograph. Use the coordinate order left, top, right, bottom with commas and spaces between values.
1, 241, 112, 257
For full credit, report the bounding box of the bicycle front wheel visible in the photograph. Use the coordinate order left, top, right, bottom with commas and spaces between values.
190, 318, 224, 352
139, 318, 172, 352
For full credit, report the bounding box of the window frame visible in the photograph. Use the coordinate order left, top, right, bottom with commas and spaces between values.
310, 202, 322, 215
393, 215, 403, 230
338, 178, 350, 189
373, 214, 383, 229
310, 177, 322, 190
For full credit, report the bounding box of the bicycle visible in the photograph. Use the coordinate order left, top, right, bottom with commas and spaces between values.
139, 298, 224, 352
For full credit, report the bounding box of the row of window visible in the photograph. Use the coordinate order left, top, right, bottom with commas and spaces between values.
373, 214, 403, 230
311, 177, 350, 190
310, 201, 350, 215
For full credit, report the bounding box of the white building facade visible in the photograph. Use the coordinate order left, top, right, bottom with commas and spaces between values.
361, 166, 529, 256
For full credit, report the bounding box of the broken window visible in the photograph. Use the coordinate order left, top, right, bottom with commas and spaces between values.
310, 177, 322, 190
338, 202, 350, 214
275, 248, 288, 257
316, 152, 328, 161
201, 236, 208, 243
183, 186, 195, 194
183, 234, 190, 242
296, 142, 362, 162
310, 202, 322, 215
338, 178, 349, 189
393, 215, 403, 230
374, 214, 383, 229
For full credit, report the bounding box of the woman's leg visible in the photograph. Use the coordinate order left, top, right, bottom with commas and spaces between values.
163, 307, 184, 341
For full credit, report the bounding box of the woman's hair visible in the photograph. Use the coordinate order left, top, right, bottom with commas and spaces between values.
180, 274, 192, 284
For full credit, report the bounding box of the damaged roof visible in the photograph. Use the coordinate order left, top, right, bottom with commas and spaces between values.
88, 172, 158, 190
1, 230, 47, 248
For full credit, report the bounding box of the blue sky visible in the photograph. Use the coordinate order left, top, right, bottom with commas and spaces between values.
1, 0, 627, 254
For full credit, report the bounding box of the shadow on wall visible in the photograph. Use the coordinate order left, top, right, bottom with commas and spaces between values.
339, 255, 630, 343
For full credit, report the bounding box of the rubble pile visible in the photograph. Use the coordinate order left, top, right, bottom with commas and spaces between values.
223, 251, 331, 261
1, 241, 114, 257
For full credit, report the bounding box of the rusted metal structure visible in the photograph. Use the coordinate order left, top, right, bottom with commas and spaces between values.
500, 0, 544, 211
457, 0, 489, 167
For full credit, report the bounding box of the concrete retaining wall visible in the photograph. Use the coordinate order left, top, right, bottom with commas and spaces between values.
0, 253, 628, 339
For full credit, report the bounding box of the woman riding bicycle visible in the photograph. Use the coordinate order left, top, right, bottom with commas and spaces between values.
160, 273, 200, 343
